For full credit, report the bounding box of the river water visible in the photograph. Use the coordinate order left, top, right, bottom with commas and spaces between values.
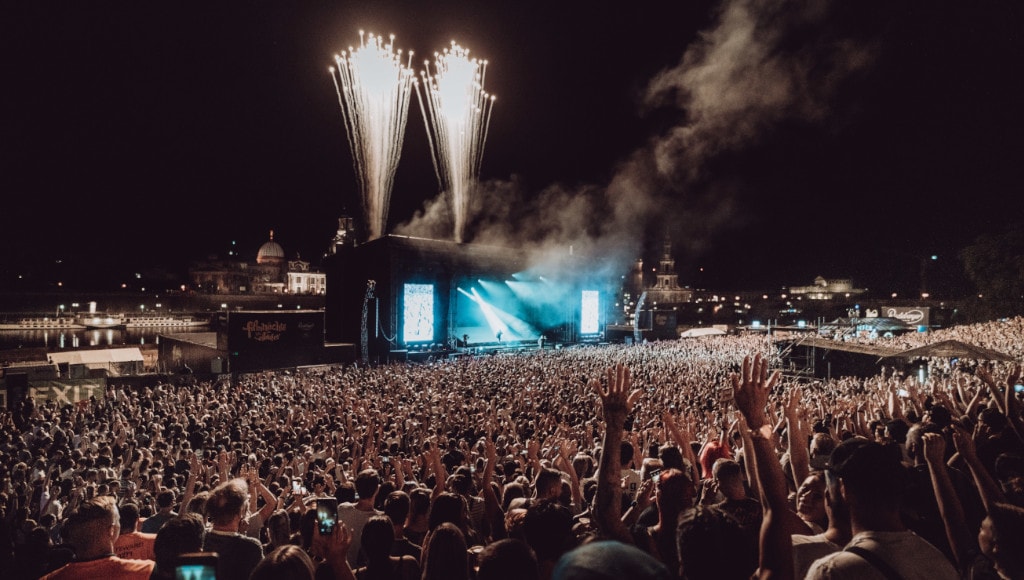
0, 327, 210, 352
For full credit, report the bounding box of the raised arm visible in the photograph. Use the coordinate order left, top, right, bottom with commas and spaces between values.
180, 452, 201, 513
425, 442, 447, 501
249, 465, 278, 524
732, 354, 793, 580
481, 434, 506, 541
922, 433, 972, 570
977, 366, 1008, 415
592, 364, 642, 544
663, 410, 699, 483
952, 425, 1007, 514
735, 414, 761, 502
556, 438, 584, 511
783, 387, 809, 488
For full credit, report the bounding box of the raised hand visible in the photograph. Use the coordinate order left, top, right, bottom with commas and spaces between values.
484, 436, 497, 466
731, 354, 780, 430
952, 424, 978, 460
784, 387, 802, 419
634, 478, 655, 511
590, 363, 642, 427
922, 432, 946, 466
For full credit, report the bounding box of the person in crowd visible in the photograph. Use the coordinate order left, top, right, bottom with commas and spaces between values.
337, 469, 383, 568
476, 538, 539, 580
523, 499, 575, 580
150, 513, 206, 580
265, 509, 295, 553
351, 515, 419, 580
382, 491, 421, 560
41, 496, 154, 579
403, 488, 430, 547
141, 489, 177, 533
420, 522, 469, 580
805, 438, 959, 579
204, 478, 264, 580
114, 502, 156, 560
552, 541, 670, 580
251, 545, 316, 580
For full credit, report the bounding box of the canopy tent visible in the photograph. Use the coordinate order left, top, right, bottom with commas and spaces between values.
47, 348, 144, 377
885, 340, 1015, 362
48, 348, 143, 366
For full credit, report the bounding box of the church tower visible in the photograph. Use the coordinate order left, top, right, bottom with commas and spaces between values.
646, 234, 692, 304
652, 234, 682, 291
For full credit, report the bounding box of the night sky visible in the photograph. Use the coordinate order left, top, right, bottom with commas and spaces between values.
4, 1, 1023, 295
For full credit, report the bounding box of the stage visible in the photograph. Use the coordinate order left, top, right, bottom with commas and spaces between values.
325, 235, 609, 363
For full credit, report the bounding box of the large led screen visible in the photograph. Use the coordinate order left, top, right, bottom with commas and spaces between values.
403, 283, 435, 343
581, 290, 599, 335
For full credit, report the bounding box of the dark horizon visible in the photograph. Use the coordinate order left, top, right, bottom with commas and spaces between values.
4, 2, 1022, 297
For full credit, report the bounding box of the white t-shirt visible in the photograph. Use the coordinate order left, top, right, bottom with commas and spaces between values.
621, 468, 642, 501
805, 530, 958, 580
337, 503, 383, 567
792, 532, 841, 580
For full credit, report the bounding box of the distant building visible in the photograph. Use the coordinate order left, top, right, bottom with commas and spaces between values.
189, 230, 326, 295
619, 236, 692, 332
327, 216, 357, 255
788, 276, 866, 300
287, 257, 326, 295
644, 236, 693, 306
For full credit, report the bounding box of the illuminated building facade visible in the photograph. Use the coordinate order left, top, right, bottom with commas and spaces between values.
788, 276, 867, 300
189, 231, 326, 295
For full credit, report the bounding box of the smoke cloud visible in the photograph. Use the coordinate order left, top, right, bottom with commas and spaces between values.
644, 0, 876, 184
397, 0, 877, 277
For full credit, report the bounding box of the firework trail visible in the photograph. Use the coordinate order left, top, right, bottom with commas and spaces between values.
415, 42, 496, 243
330, 31, 416, 241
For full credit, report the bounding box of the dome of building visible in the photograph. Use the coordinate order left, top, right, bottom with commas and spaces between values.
256, 230, 286, 264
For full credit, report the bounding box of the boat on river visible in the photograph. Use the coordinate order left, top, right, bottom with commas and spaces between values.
0, 316, 85, 331
0, 301, 209, 331
122, 314, 209, 328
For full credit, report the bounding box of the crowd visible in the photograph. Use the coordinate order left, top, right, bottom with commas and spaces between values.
844, 316, 1024, 358
2, 320, 1024, 579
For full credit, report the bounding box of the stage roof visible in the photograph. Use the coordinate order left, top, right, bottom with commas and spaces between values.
789, 336, 902, 358
820, 317, 913, 332
885, 340, 1015, 362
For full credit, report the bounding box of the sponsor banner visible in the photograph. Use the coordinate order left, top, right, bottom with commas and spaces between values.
226, 311, 325, 372
227, 311, 324, 349
883, 306, 930, 326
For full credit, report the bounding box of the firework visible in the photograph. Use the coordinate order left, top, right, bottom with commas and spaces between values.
330, 31, 416, 241
415, 42, 496, 243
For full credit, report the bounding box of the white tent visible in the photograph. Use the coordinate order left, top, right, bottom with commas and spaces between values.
679, 327, 727, 338
48, 348, 144, 377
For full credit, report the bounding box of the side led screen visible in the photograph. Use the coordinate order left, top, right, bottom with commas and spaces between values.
581, 290, 599, 335
403, 283, 434, 343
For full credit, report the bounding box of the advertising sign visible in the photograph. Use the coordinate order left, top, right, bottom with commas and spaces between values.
0, 379, 105, 409
226, 311, 325, 372
883, 306, 930, 327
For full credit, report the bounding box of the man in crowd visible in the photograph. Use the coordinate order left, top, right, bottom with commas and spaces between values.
114, 502, 156, 560
203, 478, 263, 580
141, 489, 177, 533
338, 469, 383, 567
41, 496, 154, 579
806, 438, 959, 580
